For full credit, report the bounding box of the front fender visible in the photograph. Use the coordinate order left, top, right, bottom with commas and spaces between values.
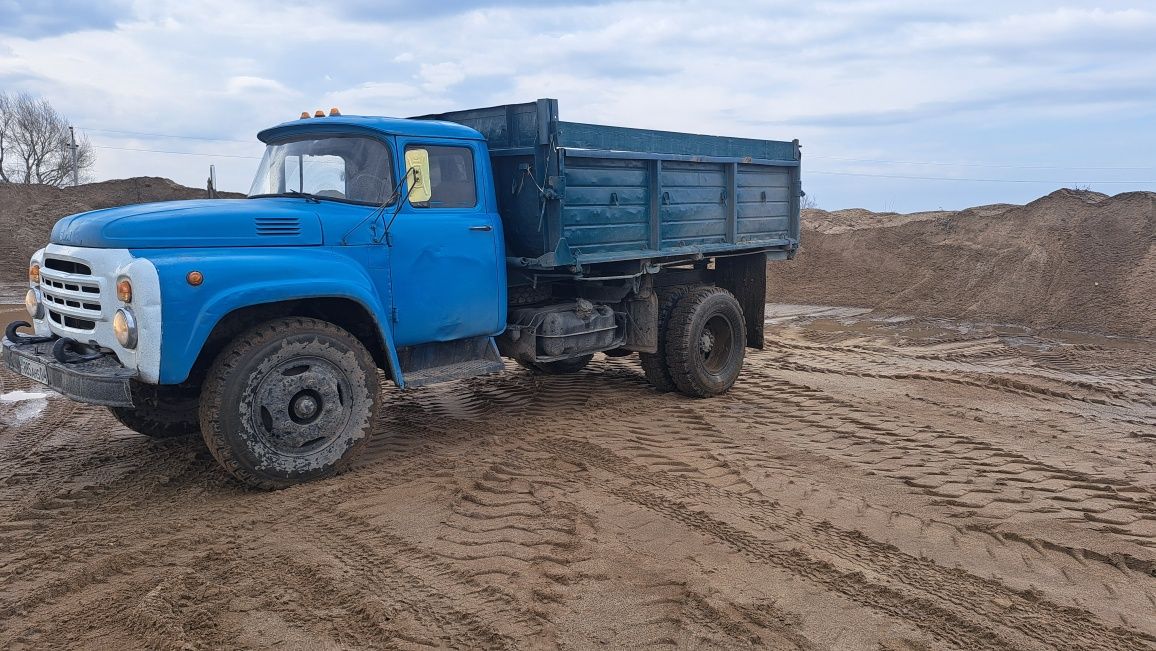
138, 248, 402, 386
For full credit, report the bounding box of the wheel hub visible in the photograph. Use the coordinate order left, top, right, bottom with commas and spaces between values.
699, 329, 716, 355
290, 392, 320, 422
249, 357, 353, 454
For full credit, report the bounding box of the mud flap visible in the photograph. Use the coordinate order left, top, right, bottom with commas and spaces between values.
622, 290, 658, 353
715, 253, 767, 349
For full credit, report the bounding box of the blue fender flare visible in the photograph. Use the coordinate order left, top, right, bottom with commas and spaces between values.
142, 248, 405, 387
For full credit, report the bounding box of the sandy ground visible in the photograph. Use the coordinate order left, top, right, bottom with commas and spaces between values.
1, 305, 1154, 650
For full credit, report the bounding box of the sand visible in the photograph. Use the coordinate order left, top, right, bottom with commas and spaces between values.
1, 307, 1154, 649
1, 182, 1154, 648
768, 189, 1156, 338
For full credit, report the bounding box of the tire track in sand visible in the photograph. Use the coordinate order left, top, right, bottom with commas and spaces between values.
534, 436, 1156, 651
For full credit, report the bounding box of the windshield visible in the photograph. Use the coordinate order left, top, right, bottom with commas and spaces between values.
248, 136, 393, 205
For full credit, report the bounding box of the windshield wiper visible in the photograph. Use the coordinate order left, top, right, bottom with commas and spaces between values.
284, 189, 321, 203
248, 190, 325, 203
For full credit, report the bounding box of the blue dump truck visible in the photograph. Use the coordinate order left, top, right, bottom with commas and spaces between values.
3, 99, 801, 488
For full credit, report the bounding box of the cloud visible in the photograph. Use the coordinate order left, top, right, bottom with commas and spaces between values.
224, 76, 293, 96
0, 0, 132, 38
326, 0, 622, 22
781, 81, 1156, 128
418, 62, 466, 93
0, 0, 1152, 210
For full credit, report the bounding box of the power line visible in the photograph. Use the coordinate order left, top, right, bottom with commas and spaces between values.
808, 155, 1155, 171
81, 127, 252, 144
808, 169, 1155, 184
91, 144, 262, 159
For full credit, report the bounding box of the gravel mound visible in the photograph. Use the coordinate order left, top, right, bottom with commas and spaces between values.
769, 189, 1156, 337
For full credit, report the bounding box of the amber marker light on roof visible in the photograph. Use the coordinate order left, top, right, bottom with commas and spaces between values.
314, 109, 325, 117
329, 107, 341, 116
300, 111, 310, 119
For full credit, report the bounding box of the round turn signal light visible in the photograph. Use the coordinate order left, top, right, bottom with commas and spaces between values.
186, 271, 204, 286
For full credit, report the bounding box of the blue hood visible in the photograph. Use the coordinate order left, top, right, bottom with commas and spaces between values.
50, 198, 325, 248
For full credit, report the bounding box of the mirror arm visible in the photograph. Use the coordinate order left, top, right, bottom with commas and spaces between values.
382, 167, 414, 242
341, 168, 412, 246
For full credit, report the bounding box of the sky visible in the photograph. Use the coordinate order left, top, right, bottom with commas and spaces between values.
1, 0, 1153, 212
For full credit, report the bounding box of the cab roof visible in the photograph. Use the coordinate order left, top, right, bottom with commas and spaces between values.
257, 115, 485, 144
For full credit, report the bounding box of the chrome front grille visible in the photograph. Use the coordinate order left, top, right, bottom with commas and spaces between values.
40, 256, 102, 331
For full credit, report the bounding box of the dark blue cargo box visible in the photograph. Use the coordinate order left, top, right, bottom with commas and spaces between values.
415, 99, 801, 269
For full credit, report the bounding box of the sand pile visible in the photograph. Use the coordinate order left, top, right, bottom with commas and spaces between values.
768, 189, 1156, 337
0, 178, 240, 294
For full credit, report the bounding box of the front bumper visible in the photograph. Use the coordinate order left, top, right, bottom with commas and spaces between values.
3, 335, 136, 407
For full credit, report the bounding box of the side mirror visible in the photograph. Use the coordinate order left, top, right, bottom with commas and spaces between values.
404, 149, 432, 203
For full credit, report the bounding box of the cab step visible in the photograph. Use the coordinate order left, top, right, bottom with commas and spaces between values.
397, 336, 504, 388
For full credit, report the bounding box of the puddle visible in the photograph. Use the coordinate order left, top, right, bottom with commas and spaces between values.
1, 390, 51, 402
998, 336, 1059, 352
1041, 328, 1155, 349
1, 389, 50, 427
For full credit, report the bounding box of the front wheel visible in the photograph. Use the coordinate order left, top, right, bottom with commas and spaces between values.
664, 287, 746, 398
199, 317, 381, 489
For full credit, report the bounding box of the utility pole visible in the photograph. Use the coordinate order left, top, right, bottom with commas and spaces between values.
68, 126, 79, 187
207, 164, 217, 198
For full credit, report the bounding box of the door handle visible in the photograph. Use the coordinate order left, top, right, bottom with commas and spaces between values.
469, 224, 493, 232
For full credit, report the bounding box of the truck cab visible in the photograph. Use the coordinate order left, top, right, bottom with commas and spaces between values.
4, 100, 802, 489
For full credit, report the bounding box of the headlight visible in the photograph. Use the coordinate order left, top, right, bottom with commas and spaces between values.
113, 308, 138, 349
24, 288, 44, 320
29, 263, 40, 284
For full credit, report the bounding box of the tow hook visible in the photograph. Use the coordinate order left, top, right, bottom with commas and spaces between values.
52, 337, 103, 364
5, 321, 53, 345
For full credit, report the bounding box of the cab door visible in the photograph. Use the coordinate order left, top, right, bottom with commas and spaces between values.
386, 139, 506, 347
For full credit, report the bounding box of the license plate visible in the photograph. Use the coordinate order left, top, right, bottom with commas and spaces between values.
17, 356, 49, 385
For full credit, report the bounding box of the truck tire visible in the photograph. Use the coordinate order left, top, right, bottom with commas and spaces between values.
639, 286, 691, 392
663, 286, 746, 398
199, 317, 380, 490
518, 354, 594, 375
108, 385, 200, 439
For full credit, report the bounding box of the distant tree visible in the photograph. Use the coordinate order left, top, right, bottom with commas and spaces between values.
0, 92, 94, 187
801, 193, 818, 210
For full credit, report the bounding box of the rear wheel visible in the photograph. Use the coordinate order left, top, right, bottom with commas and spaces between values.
664, 287, 746, 398
517, 354, 594, 375
199, 317, 380, 489
639, 286, 691, 392
108, 384, 200, 439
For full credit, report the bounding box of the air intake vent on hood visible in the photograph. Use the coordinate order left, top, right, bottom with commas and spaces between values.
255, 216, 301, 236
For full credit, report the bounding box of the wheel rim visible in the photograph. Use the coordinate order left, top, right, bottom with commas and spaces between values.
698, 313, 736, 375
248, 355, 354, 456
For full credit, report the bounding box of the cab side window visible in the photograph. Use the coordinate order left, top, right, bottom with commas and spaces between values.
406, 145, 476, 209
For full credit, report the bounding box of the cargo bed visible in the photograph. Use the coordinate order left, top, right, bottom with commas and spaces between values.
415, 99, 801, 270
